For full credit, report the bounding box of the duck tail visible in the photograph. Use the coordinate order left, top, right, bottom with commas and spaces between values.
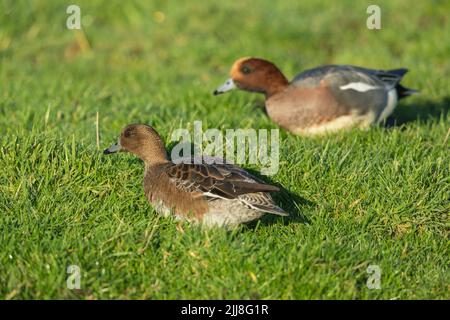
396, 83, 419, 99
386, 68, 419, 99
253, 203, 289, 216
388, 68, 409, 77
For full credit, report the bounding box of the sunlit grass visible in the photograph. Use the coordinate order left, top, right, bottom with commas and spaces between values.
0, 0, 449, 299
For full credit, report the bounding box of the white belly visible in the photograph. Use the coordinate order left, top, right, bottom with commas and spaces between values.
377, 89, 398, 123
292, 112, 377, 136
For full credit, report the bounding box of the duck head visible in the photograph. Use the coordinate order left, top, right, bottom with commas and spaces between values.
104, 124, 168, 165
214, 57, 289, 98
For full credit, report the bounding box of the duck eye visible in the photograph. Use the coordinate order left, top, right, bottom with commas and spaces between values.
124, 128, 136, 138
241, 66, 251, 74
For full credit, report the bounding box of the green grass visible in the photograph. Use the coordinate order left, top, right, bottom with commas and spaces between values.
0, 0, 449, 299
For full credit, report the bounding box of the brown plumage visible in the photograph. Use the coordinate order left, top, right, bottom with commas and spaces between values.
214, 57, 417, 136
229, 57, 289, 97
104, 124, 288, 228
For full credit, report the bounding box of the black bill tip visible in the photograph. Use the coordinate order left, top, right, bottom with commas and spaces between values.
213, 90, 220, 96
103, 148, 112, 155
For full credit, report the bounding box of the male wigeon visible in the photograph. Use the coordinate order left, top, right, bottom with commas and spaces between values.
104, 124, 288, 228
214, 57, 418, 135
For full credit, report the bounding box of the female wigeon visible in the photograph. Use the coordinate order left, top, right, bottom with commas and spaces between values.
104, 124, 288, 228
214, 57, 418, 136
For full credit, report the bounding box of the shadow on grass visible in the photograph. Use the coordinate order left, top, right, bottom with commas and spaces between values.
385, 96, 449, 127
243, 168, 313, 227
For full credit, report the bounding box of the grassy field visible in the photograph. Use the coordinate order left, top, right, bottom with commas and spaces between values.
0, 0, 449, 299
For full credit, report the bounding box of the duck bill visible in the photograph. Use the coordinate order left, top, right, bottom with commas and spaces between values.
213, 78, 236, 95
103, 141, 123, 155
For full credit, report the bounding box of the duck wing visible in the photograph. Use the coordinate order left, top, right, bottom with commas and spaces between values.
290, 65, 398, 117
165, 162, 280, 200
291, 65, 408, 89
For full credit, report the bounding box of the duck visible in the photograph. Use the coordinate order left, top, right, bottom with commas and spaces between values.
103, 124, 288, 228
213, 57, 418, 136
